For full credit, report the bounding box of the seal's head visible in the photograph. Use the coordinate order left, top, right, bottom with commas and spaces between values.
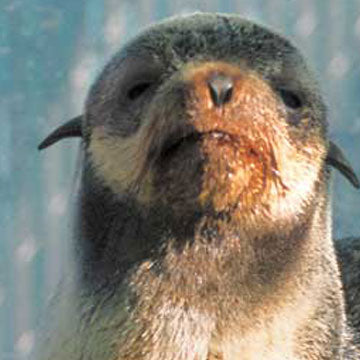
37, 14, 360, 359
39, 13, 359, 235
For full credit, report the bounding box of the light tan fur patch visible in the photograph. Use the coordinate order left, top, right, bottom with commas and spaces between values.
89, 126, 154, 203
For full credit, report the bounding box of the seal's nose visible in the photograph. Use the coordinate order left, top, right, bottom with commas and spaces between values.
207, 74, 234, 107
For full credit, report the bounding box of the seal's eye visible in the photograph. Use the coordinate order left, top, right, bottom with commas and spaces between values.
278, 89, 302, 109
127, 82, 152, 101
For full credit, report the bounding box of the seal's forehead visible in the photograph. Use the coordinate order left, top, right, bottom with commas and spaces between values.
119, 13, 304, 77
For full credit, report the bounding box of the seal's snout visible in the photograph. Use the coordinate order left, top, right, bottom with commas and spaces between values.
207, 73, 234, 107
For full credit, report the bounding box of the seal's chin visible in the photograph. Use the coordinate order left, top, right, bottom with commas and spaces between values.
200, 133, 276, 212
153, 129, 286, 217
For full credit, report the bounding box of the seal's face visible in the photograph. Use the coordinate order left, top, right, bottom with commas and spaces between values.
86, 15, 328, 230
86, 14, 328, 230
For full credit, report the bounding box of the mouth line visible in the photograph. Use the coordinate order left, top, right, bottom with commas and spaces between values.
160, 130, 235, 159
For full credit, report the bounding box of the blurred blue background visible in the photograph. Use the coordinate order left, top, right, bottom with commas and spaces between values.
1, 0, 360, 358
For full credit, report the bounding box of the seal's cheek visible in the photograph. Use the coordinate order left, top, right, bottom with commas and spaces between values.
88, 127, 155, 203
268, 132, 327, 221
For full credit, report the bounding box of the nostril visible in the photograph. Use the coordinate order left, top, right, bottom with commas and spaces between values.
208, 74, 234, 107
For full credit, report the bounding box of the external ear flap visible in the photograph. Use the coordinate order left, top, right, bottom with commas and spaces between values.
326, 141, 360, 189
38, 115, 83, 150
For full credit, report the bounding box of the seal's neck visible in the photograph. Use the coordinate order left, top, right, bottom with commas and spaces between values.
74, 166, 349, 358
77, 162, 331, 297
111, 189, 346, 359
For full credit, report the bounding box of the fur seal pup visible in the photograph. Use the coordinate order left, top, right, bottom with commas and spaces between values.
38, 13, 360, 360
